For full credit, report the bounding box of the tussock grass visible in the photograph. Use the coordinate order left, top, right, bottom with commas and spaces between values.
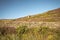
0, 26, 60, 40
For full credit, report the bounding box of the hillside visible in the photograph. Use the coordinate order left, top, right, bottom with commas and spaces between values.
0, 8, 60, 40
0, 8, 60, 28
16, 8, 60, 22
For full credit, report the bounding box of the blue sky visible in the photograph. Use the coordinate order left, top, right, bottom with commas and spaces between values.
0, 0, 60, 19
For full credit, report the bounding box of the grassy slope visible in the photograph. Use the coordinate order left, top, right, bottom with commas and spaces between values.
0, 8, 60, 27
16, 8, 60, 22
0, 8, 60, 40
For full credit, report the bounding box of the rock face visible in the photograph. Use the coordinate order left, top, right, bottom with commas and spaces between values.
0, 8, 60, 28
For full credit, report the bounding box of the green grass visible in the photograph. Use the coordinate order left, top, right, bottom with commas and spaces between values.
0, 26, 60, 40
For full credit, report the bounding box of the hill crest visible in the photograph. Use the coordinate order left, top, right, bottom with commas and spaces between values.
16, 8, 60, 22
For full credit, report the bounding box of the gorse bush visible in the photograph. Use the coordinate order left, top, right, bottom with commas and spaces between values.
0, 26, 60, 40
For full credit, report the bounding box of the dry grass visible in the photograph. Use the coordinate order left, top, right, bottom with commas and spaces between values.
0, 26, 60, 40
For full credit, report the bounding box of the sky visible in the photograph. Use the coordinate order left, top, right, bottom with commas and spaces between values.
0, 0, 60, 19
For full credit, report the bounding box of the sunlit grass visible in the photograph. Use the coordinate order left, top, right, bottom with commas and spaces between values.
0, 26, 60, 40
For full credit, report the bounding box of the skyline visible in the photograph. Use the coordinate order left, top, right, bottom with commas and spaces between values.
0, 0, 60, 19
